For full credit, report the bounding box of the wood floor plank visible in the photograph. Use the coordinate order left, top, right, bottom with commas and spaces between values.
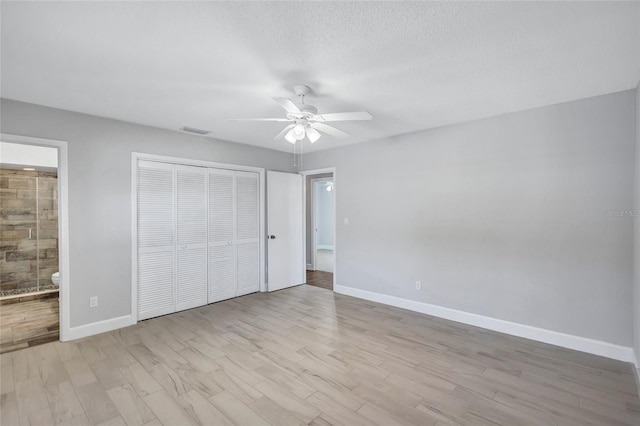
306, 391, 372, 426
254, 379, 322, 424
56, 414, 92, 426
249, 395, 307, 426
0, 353, 14, 394
0, 391, 20, 426
209, 391, 270, 426
209, 368, 263, 404
75, 381, 119, 425
18, 405, 55, 426
63, 356, 97, 388
107, 383, 156, 426
118, 362, 162, 397
45, 380, 85, 424
178, 389, 235, 426
15, 376, 49, 417
143, 389, 198, 426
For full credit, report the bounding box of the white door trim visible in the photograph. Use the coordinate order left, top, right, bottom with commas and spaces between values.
131, 152, 266, 323
300, 168, 336, 289
0, 133, 71, 341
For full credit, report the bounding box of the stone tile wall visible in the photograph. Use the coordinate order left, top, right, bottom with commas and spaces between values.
0, 169, 58, 293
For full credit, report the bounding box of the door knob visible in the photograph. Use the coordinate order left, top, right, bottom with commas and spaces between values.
269, 235, 276, 239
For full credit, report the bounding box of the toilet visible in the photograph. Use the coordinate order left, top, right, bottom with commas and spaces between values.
51, 272, 59, 286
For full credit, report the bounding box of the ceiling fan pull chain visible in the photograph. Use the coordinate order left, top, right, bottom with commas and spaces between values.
292, 137, 297, 168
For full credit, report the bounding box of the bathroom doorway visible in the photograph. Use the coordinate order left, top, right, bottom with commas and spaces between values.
0, 139, 62, 353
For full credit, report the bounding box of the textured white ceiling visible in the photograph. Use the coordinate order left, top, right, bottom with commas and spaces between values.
1, 1, 639, 153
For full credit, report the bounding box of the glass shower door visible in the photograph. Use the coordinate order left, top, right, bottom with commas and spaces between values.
0, 169, 39, 295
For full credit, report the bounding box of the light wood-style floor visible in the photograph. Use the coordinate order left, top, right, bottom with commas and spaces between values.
1, 284, 639, 426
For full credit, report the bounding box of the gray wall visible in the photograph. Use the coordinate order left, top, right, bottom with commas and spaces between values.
0, 98, 295, 328
303, 90, 636, 346
315, 181, 334, 248
634, 82, 640, 359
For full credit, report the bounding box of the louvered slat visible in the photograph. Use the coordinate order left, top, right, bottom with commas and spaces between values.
209, 171, 234, 244
138, 166, 174, 248
176, 165, 208, 311
209, 245, 236, 302
236, 172, 260, 295
237, 241, 259, 295
177, 167, 207, 245
208, 169, 237, 303
236, 173, 259, 241
138, 251, 174, 319
176, 247, 208, 311
137, 161, 175, 320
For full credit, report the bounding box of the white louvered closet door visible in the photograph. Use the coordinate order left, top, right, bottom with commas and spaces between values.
208, 169, 237, 303
175, 165, 208, 312
138, 161, 175, 320
235, 172, 260, 296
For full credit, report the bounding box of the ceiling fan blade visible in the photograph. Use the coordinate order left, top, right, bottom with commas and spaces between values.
227, 118, 291, 122
273, 124, 295, 140
316, 111, 372, 122
311, 122, 350, 139
273, 97, 301, 114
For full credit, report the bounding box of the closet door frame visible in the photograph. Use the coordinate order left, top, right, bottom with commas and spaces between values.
131, 152, 266, 322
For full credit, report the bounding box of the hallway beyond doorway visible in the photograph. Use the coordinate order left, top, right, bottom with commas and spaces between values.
306, 270, 333, 291
315, 249, 333, 272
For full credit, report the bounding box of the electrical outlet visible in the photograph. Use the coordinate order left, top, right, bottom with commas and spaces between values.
415, 281, 422, 290
89, 296, 98, 308
344, 217, 349, 225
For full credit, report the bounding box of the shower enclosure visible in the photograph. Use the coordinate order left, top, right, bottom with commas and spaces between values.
0, 168, 59, 298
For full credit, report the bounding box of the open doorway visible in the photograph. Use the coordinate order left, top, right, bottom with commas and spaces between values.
0, 141, 59, 352
303, 170, 335, 291
0, 134, 69, 350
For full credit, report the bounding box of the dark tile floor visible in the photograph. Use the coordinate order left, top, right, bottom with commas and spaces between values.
306, 269, 333, 291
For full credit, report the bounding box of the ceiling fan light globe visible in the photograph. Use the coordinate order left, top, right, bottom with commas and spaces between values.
293, 123, 305, 136
306, 127, 321, 143
284, 129, 297, 144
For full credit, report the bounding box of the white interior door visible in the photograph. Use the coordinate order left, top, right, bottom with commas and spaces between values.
267, 171, 304, 291
208, 169, 237, 303
175, 165, 208, 312
137, 160, 175, 320
235, 172, 260, 296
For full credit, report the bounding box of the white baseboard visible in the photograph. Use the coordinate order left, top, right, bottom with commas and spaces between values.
334, 285, 634, 363
64, 314, 135, 341
632, 350, 640, 395
306, 263, 313, 270
317, 245, 334, 250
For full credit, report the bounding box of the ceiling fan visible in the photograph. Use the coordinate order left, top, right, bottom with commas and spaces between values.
228, 85, 372, 144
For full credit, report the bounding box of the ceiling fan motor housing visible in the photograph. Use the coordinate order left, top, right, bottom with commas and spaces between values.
293, 84, 311, 96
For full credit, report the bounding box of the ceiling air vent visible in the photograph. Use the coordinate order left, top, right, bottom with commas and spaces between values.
180, 126, 210, 135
